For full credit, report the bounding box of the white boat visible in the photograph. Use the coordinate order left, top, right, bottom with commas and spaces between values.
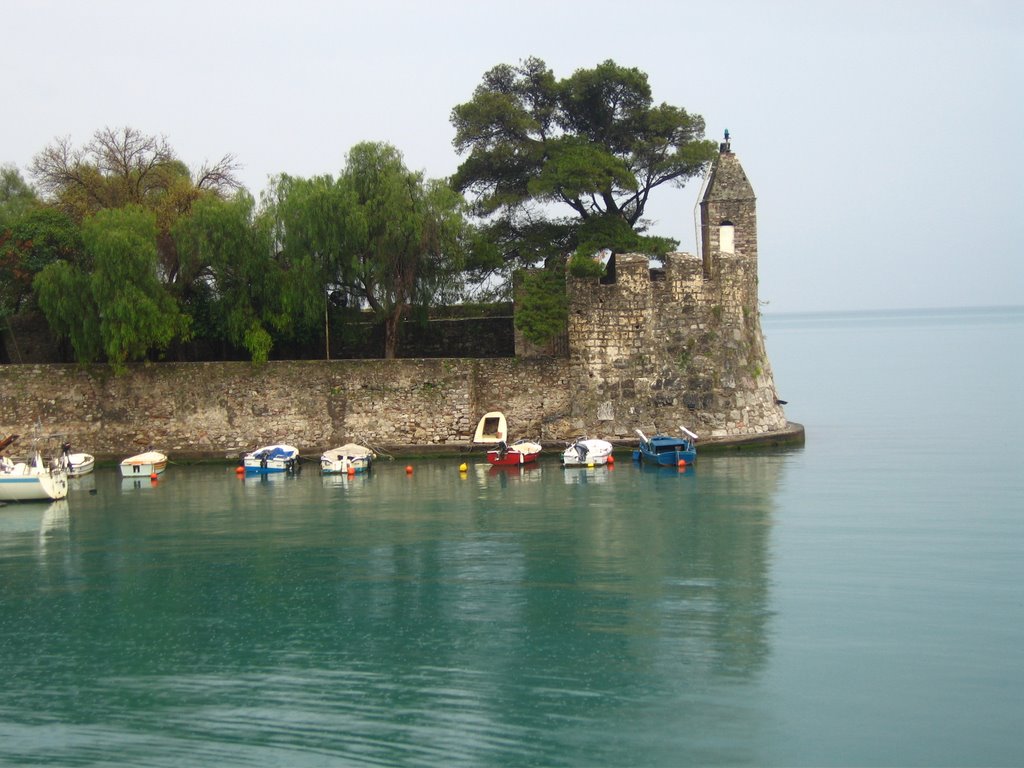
61, 443, 95, 476
0, 450, 69, 502
243, 444, 300, 474
119, 450, 168, 477
320, 443, 374, 474
473, 412, 508, 444
561, 437, 614, 467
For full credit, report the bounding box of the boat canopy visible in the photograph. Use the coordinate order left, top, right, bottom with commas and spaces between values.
473, 412, 507, 444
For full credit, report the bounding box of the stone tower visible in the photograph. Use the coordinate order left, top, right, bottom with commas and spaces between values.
558, 129, 794, 443
700, 130, 757, 284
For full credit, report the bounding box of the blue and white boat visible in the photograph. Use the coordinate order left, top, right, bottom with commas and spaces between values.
0, 441, 69, 502
633, 427, 698, 467
243, 444, 300, 474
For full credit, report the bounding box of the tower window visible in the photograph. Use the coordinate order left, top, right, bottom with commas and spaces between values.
719, 221, 735, 254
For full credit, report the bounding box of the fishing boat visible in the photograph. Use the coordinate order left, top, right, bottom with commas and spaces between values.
243, 444, 300, 474
633, 427, 698, 467
561, 437, 614, 468
0, 445, 69, 502
119, 450, 168, 477
472, 412, 541, 466
320, 443, 374, 474
61, 443, 95, 477
487, 439, 542, 466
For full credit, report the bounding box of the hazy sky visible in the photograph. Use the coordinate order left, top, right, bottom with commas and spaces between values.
5, 0, 1021, 313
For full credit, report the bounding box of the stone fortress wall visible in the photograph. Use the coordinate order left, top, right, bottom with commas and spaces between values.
0, 142, 800, 458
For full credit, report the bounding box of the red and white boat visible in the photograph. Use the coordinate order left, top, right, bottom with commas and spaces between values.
487, 439, 542, 466
473, 412, 542, 466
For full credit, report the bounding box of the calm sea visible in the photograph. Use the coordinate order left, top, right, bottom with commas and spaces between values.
1, 306, 1021, 767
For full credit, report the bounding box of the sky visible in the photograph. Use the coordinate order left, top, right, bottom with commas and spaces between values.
4, 0, 1022, 314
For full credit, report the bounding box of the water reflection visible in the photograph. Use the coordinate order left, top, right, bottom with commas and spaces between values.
0, 455, 791, 765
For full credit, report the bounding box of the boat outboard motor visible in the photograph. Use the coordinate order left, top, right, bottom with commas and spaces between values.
497, 441, 508, 460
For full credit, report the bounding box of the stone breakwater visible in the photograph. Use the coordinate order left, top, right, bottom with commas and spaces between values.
0, 357, 801, 460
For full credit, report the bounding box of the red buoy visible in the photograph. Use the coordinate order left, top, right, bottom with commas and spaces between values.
677, 459, 687, 467
405, 465, 413, 474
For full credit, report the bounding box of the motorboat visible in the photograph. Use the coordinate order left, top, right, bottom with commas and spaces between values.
487, 439, 542, 466
472, 412, 540, 466
561, 437, 614, 467
0, 448, 69, 502
320, 443, 374, 474
243, 444, 300, 474
633, 427, 698, 467
119, 450, 168, 477
61, 443, 95, 476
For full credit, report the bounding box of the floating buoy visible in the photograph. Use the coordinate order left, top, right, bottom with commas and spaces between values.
347, 466, 356, 476
150, 473, 159, 481
587, 461, 595, 468
677, 459, 687, 467
607, 454, 615, 465
235, 466, 245, 475
405, 465, 413, 474
459, 462, 468, 472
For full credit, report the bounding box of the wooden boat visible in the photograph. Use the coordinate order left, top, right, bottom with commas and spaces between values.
0, 448, 69, 502
320, 443, 374, 474
61, 443, 95, 477
472, 412, 540, 466
633, 427, 698, 467
243, 444, 300, 474
119, 450, 168, 477
561, 438, 614, 467
487, 439, 542, 466
473, 412, 507, 444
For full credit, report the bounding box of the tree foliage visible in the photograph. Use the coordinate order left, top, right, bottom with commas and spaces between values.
173, 192, 283, 363
34, 205, 191, 371
0, 207, 83, 318
268, 142, 476, 359
29, 126, 242, 289
451, 58, 717, 263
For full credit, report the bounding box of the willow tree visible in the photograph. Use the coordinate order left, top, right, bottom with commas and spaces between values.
34, 205, 191, 371
450, 58, 717, 265
173, 192, 284, 363
268, 142, 475, 359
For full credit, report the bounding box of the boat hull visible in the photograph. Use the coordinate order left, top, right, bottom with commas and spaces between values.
320, 444, 374, 475
562, 439, 614, 467
120, 452, 168, 477
486, 440, 542, 466
633, 437, 696, 467
66, 453, 95, 477
243, 444, 300, 474
0, 456, 68, 502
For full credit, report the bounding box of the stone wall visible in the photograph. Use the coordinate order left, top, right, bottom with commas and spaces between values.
0, 358, 572, 459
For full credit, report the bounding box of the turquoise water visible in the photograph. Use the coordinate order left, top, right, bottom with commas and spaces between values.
1, 307, 1021, 766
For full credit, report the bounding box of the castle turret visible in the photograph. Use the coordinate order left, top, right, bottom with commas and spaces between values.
700, 131, 757, 280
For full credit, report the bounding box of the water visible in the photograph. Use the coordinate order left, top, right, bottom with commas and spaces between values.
1, 306, 1022, 766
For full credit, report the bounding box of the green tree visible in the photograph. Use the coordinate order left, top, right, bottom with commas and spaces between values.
29, 126, 241, 289
451, 58, 717, 264
173, 192, 285, 362
34, 205, 191, 371
0, 207, 83, 317
0, 165, 37, 229
268, 143, 476, 359
340, 142, 474, 359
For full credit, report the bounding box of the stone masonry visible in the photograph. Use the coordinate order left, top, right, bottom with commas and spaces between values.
0, 142, 799, 457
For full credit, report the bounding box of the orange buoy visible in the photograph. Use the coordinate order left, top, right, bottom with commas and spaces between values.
405, 465, 414, 474
150, 473, 159, 481
607, 454, 615, 465
235, 466, 245, 475
677, 459, 687, 467
347, 466, 356, 476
